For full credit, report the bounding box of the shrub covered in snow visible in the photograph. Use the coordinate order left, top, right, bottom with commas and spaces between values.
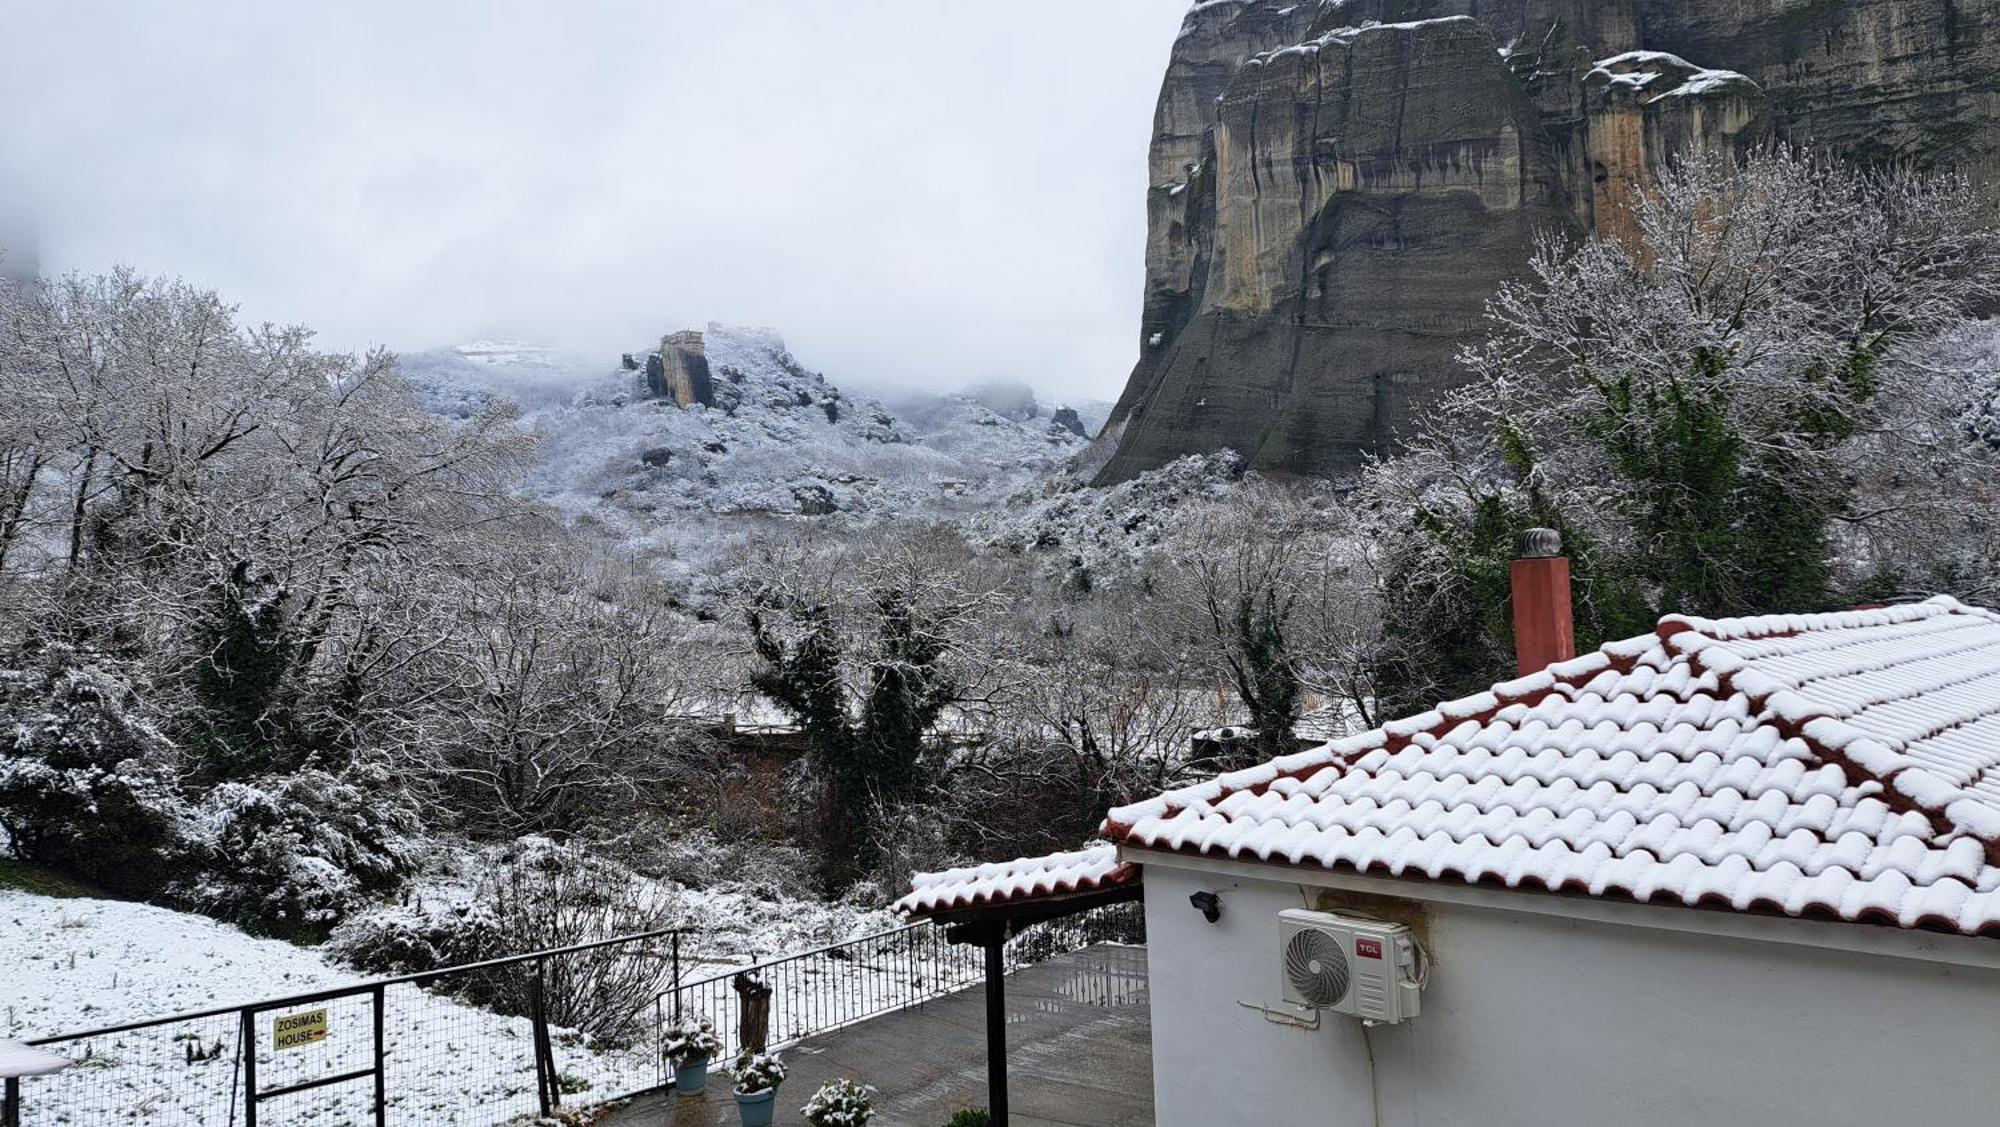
177, 768, 419, 935
802, 1078, 875, 1126
663, 1015, 721, 1064
0, 651, 190, 897
732, 1051, 787, 1095
0, 649, 420, 935
330, 837, 680, 1041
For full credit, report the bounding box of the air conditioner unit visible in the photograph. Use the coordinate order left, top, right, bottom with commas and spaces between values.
1278, 909, 1424, 1024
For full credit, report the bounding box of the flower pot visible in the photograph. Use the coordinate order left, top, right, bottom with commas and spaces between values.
735, 1087, 777, 1127
675, 1056, 710, 1094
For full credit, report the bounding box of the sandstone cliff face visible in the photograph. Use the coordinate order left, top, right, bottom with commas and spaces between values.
1086, 0, 1997, 482
657, 330, 714, 408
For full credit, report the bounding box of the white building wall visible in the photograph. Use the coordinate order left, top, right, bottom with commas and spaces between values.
1143, 862, 2000, 1127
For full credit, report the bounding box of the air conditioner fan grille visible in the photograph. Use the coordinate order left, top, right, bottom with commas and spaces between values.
1284, 927, 1351, 1007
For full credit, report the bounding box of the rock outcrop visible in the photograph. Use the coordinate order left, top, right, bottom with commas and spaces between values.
650, 330, 714, 408
1086, 0, 1999, 482
1049, 406, 1090, 439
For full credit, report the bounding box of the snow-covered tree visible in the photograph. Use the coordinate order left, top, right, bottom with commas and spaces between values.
1154, 485, 1375, 760
1365, 146, 2000, 708
740, 530, 998, 890
399, 557, 718, 838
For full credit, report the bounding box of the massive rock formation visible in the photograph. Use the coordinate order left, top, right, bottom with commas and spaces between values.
1085, 0, 1999, 482
652, 330, 715, 408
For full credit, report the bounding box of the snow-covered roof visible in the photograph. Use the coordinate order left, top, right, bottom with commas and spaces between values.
0, 1041, 70, 1079
895, 844, 1139, 918
1105, 597, 2000, 937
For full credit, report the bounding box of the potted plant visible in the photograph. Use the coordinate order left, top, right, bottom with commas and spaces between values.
802, 1078, 875, 1126
663, 1015, 721, 1094
731, 1050, 787, 1127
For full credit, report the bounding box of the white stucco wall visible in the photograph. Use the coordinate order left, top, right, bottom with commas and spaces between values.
1141, 860, 2000, 1127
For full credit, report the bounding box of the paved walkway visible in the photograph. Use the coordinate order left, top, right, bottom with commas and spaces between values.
599, 944, 1152, 1127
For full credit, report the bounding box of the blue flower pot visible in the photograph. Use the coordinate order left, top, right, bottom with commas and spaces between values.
675, 1056, 710, 1094
735, 1087, 777, 1127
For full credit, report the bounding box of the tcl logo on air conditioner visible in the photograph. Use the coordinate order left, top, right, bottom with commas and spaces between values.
1355, 937, 1383, 959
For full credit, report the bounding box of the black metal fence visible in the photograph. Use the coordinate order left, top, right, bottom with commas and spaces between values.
5, 929, 687, 1127
4, 921, 1011, 1127
667, 923, 983, 1064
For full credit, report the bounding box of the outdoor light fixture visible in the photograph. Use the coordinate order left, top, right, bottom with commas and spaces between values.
1189, 890, 1222, 923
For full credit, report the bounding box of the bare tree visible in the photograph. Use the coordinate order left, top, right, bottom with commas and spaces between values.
954, 594, 1217, 859
403, 554, 713, 838
1154, 484, 1367, 762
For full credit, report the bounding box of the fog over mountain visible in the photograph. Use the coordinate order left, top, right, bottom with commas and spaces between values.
0, 0, 1189, 401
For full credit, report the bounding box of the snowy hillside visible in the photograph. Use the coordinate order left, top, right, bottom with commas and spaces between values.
970, 451, 1249, 584
400, 325, 1106, 561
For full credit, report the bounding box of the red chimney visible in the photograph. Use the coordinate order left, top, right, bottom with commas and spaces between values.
1511, 528, 1575, 676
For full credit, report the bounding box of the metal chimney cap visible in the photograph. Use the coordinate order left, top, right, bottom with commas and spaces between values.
1517, 527, 1563, 559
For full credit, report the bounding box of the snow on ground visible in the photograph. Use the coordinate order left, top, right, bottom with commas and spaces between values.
3, 889, 650, 1125
0, 884, 911, 1126
2, 893, 355, 1038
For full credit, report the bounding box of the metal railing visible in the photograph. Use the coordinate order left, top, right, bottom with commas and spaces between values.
6, 919, 1061, 1126
6, 929, 687, 1127
666, 923, 983, 1064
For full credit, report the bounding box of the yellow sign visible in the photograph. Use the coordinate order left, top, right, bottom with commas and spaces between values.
272, 1009, 330, 1051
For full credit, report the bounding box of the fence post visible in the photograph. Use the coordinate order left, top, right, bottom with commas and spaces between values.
733, 972, 772, 1053
670, 932, 683, 1023
4, 1077, 20, 1127
371, 985, 387, 1127
240, 1008, 259, 1127
530, 962, 556, 1115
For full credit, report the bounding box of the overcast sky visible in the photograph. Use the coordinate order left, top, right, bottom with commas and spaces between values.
0, 1, 1191, 402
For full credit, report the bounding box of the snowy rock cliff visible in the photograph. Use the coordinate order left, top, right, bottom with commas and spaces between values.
1088, 0, 1999, 483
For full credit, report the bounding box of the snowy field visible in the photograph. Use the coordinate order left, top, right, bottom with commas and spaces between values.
1, 890, 662, 1125
0, 889, 963, 1127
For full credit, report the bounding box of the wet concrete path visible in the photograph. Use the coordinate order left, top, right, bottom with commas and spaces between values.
598, 945, 1152, 1127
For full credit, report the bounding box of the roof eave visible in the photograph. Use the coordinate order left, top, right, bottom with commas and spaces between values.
1118, 844, 2000, 969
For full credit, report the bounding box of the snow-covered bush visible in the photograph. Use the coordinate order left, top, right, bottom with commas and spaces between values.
638, 828, 818, 901
0, 647, 418, 935
0, 651, 191, 897
663, 1015, 720, 1065
331, 837, 679, 1041
325, 888, 505, 976
177, 768, 419, 936
731, 1050, 786, 1094
801, 1078, 874, 1126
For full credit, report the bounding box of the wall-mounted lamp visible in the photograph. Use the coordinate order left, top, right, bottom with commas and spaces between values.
1188, 890, 1222, 924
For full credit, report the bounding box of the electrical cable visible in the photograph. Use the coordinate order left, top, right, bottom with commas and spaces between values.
1360, 1021, 1383, 1127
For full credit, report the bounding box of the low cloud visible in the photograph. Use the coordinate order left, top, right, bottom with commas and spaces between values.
0, 0, 1189, 402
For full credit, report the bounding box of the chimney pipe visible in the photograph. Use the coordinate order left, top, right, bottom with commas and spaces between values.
1511, 528, 1575, 676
